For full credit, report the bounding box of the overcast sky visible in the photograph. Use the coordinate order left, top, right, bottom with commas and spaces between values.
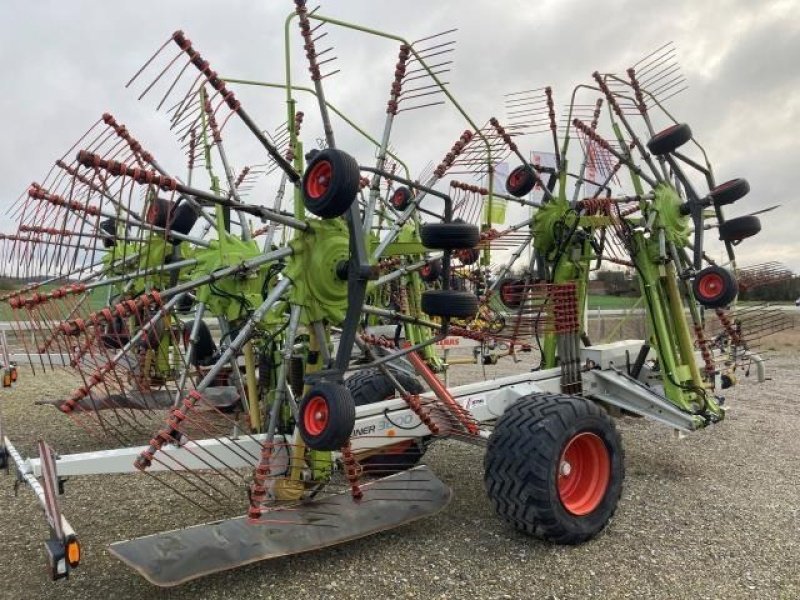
1, 0, 798, 271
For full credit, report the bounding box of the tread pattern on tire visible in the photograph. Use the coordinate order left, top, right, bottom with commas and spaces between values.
484, 393, 625, 544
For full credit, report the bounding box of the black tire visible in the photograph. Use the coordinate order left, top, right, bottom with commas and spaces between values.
420, 259, 442, 283
421, 289, 479, 318
484, 393, 624, 544
146, 197, 175, 228
497, 278, 526, 310
100, 316, 129, 349
646, 123, 692, 156
99, 218, 117, 248
175, 293, 195, 314
345, 368, 428, 472
390, 186, 413, 211
420, 222, 480, 250
302, 148, 360, 219
184, 320, 216, 367
718, 215, 760, 242
456, 247, 480, 265
708, 178, 749, 207
169, 202, 200, 235
506, 165, 536, 198
298, 382, 356, 451
692, 266, 738, 308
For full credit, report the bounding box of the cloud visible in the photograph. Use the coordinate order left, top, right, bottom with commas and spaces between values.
0, 0, 796, 272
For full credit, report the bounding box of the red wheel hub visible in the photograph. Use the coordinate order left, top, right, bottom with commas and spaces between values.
557, 432, 611, 516
305, 160, 332, 200
303, 395, 330, 436
146, 202, 158, 224
391, 190, 404, 207
697, 272, 724, 300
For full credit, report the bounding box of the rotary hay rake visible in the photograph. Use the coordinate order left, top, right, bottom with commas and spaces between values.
0, 2, 786, 587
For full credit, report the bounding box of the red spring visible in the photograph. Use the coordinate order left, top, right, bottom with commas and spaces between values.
591, 71, 623, 118
404, 393, 440, 436
76, 151, 178, 191
433, 130, 473, 179
693, 325, 716, 375
377, 257, 402, 273
626, 68, 647, 114
102, 113, 153, 163
579, 197, 612, 216
235, 166, 251, 189
545, 87, 557, 132
489, 117, 516, 152
28, 184, 100, 216
340, 441, 364, 501
202, 95, 222, 143
293, 3, 322, 82
450, 180, 488, 195
572, 119, 614, 154
551, 283, 579, 334
387, 44, 411, 115
188, 129, 197, 170
715, 309, 743, 347
171, 31, 241, 112
590, 98, 603, 131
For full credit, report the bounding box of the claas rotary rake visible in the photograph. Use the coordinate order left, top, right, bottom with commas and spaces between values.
0, 3, 780, 587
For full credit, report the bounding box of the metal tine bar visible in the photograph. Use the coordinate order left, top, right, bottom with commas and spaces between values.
126, 35, 174, 88
397, 100, 445, 113
635, 46, 679, 79
410, 39, 457, 58
406, 47, 455, 66
170, 91, 203, 132
632, 41, 675, 69
404, 60, 453, 77
654, 85, 688, 105
506, 97, 547, 109
400, 82, 449, 97
319, 68, 341, 80
647, 74, 688, 99
136, 49, 186, 101
402, 67, 451, 85
411, 27, 458, 46
638, 62, 681, 88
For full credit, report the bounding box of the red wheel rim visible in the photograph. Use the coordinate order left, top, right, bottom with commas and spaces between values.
658, 123, 681, 137
500, 281, 520, 304
146, 202, 158, 224
421, 265, 431, 277
303, 395, 329, 436
305, 160, 332, 200
508, 168, 526, 187
697, 272, 724, 300
557, 432, 611, 516
391, 190, 405, 208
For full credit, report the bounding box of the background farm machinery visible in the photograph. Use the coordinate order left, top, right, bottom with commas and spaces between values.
0, 1, 789, 586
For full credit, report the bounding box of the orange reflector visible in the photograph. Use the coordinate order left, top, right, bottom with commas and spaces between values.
66, 539, 81, 567
10, 368, 17, 382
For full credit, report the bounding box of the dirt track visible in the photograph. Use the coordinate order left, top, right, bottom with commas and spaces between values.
0, 348, 799, 599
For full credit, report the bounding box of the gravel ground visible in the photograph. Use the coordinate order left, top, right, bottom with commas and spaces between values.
1, 350, 799, 600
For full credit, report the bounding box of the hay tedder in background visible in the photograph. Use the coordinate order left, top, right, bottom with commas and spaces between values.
0, 2, 788, 587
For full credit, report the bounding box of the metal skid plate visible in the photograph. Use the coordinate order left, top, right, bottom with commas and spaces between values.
108, 465, 451, 587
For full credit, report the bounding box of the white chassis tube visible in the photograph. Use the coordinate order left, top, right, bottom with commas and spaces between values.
24, 367, 563, 478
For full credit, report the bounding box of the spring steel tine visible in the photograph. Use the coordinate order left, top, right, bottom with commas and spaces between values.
635, 45, 679, 79
169, 81, 204, 130
411, 27, 458, 46
157, 56, 195, 111
126, 36, 173, 88
397, 100, 445, 113
136, 48, 186, 101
